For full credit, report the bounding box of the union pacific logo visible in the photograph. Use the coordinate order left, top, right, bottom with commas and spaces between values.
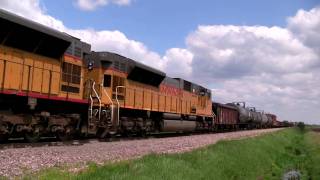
160, 85, 182, 96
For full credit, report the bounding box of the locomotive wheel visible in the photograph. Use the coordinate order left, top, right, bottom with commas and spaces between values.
96, 128, 108, 139
57, 132, 73, 141
0, 123, 9, 143
138, 130, 147, 137
104, 133, 116, 142
122, 130, 133, 138
57, 126, 74, 141
0, 134, 8, 143
24, 131, 40, 143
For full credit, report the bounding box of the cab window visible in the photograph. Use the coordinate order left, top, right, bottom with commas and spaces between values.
103, 74, 111, 87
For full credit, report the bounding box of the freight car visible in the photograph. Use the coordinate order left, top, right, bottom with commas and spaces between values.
212, 103, 239, 130
266, 113, 282, 127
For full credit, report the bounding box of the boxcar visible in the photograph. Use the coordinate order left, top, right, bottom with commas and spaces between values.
266, 113, 279, 127
212, 103, 239, 130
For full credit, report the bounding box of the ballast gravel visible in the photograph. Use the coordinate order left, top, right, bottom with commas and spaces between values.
0, 128, 284, 177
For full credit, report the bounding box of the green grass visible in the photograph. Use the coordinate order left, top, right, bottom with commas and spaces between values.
304, 129, 320, 179
24, 128, 320, 180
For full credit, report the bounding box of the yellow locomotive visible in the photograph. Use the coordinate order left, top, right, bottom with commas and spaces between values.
0, 9, 213, 142
84, 52, 213, 137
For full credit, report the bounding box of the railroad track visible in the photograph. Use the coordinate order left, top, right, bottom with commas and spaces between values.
0, 127, 274, 149
0, 131, 210, 149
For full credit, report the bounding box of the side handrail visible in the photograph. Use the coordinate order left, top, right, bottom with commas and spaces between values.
92, 81, 102, 121
101, 84, 114, 122
89, 94, 93, 119
87, 79, 94, 121
115, 86, 125, 126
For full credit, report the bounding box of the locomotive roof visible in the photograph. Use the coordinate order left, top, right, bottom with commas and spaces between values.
0, 9, 72, 59
65, 37, 91, 59
85, 51, 166, 86
86, 52, 212, 92
174, 78, 211, 93
86, 51, 165, 75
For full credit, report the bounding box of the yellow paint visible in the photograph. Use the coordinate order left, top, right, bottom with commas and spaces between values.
0, 45, 84, 101
92, 68, 212, 118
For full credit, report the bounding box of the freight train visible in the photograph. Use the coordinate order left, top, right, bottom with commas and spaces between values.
0, 9, 283, 143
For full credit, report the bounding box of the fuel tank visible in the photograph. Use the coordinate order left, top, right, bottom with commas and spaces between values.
162, 119, 196, 132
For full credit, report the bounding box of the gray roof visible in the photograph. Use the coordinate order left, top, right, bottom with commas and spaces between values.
86, 51, 166, 76
0, 8, 73, 59
85, 51, 166, 87
133, 60, 166, 77
0, 8, 72, 42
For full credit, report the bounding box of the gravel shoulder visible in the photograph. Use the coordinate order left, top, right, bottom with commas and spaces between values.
0, 128, 284, 177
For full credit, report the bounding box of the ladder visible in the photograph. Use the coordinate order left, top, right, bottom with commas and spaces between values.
89, 80, 102, 121
101, 84, 114, 125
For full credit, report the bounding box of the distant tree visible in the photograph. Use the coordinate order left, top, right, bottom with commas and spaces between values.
297, 122, 305, 131
283, 121, 290, 127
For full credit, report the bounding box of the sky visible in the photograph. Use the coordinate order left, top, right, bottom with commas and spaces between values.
44, 0, 318, 53
0, 0, 319, 124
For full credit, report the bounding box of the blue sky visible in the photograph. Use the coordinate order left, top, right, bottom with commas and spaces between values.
43, 0, 319, 53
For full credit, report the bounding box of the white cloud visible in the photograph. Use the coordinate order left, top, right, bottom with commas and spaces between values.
74, 0, 131, 11
0, 1, 319, 124
163, 48, 193, 78
186, 25, 317, 80
288, 6, 320, 54
0, 0, 66, 31
68, 29, 165, 69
